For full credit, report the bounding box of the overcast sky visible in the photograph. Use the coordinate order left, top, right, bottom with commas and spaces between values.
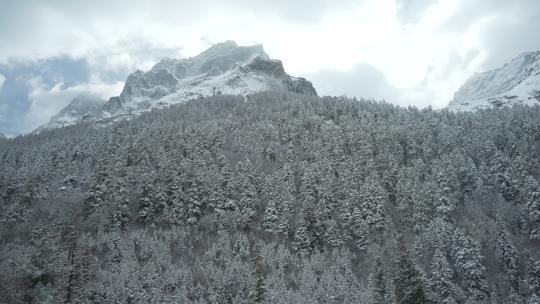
1, 0, 539, 136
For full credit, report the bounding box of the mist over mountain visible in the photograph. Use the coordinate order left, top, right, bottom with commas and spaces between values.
36, 93, 106, 132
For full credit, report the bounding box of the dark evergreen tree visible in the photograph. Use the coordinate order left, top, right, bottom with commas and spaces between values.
495, 219, 519, 288
369, 258, 391, 304
430, 248, 459, 304
524, 176, 540, 240
451, 229, 489, 300
527, 256, 540, 296
394, 235, 428, 304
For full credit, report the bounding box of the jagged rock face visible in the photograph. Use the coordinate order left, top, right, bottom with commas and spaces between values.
448, 51, 540, 111
247, 55, 286, 78
103, 40, 316, 117
120, 69, 178, 101
36, 93, 106, 131
286, 76, 318, 95
102, 96, 123, 114
39, 41, 317, 131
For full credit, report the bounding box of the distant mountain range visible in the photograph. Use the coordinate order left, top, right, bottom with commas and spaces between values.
447, 51, 540, 111
38, 41, 316, 131
38, 44, 540, 131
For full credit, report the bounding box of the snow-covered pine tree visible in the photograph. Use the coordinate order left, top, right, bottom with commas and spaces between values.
394, 235, 428, 304
369, 257, 391, 304
359, 173, 389, 234
435, 171, 457, 222
527, 255, 540, 296
495, 218, 519, 288
263, 199, 279, 233
451, 229, 490, 300
524, 176, 540, 240
430, 247, 459, 304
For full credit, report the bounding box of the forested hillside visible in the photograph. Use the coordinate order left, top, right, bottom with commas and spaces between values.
1, 92, 540, 303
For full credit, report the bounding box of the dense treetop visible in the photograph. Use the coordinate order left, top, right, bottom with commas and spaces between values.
1, 92, 539, 303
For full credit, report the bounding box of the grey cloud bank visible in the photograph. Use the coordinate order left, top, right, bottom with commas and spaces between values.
308, 64, 401, 102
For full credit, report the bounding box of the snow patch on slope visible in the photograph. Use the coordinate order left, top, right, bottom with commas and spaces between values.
447, 51, 540, 111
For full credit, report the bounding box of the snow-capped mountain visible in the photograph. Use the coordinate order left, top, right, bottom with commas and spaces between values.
447, 51, 540, 111
39, 41, 316, 131
36, 93, 106, 132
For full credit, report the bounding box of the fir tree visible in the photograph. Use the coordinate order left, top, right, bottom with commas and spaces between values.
394, 235, 428, 304
495, 219, 519, 288
430, 248, 459, 304
527, 256, 540, 296
451, 229, 489, 300
369, 258, 391, 304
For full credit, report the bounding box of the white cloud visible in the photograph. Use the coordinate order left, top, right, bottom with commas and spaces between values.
291, 0, 540, 108
23, 78, 123, 132
0, 73, 5, 90
308, 64, 401, 101
0, 0, 539, 116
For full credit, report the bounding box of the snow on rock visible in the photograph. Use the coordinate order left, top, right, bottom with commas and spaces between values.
447, 51, 540, 111
39, 41, 317, 131
36, 93, 106, 132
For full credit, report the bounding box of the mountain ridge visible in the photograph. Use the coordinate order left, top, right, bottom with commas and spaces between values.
36, 93, 106, 132
447, 51, 540, 111
38, 40, 317, 131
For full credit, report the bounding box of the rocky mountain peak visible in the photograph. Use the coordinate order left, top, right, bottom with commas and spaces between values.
198, 40, 261, 59
39, 41, 317, 132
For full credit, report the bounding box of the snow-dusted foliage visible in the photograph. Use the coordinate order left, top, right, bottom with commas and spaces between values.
1, 92, 540, 303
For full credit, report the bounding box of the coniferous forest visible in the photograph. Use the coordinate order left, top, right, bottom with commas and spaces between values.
1, 92, 540, 303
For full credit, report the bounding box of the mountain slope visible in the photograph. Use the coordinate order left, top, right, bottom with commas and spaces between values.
40, 41, 316, 130
36, 93, 106, 132
447, 51, 540, 111
2, 93, 540, 303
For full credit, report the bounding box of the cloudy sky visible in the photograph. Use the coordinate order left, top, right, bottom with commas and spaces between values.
1, 0, 539, 136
